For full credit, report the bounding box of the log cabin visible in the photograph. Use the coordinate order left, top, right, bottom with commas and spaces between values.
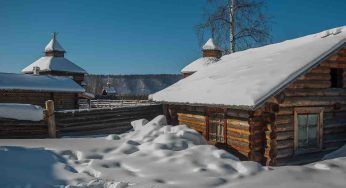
181, 38, 222, 78
0, 73, 85, 109
151, 26, 346, 166
21, 33, 87, 85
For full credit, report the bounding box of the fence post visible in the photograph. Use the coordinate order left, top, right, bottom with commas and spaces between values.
46, 100, 56, 138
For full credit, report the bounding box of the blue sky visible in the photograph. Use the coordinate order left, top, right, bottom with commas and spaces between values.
0, 0, 345, 74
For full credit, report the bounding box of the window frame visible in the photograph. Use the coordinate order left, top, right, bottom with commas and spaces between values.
294, 107, 324, 155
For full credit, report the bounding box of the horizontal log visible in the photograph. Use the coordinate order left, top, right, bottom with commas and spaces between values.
283, 88, 346, 97
178, 119, 206, 127
276, 148, 294, 159
276, 131, 294, 141
226, 110, 251, 119
288, 80, 331, 89
276, 115, 293, 125
280, 96, 346, 107
297, 73, 331, 81
227, 119, 250, 127
276, 123, 294, 132
59, 121, 132, 132
276, 140, 294, 150
177, 113, 206, 121
309, 66, 330, 74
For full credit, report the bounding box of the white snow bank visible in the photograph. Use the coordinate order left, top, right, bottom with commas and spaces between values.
323, 145, 346, 160
0, 103, 43, 121
1, 115, 346, 188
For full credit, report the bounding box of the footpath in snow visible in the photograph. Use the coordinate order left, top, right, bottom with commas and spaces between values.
0, 115, 345, 188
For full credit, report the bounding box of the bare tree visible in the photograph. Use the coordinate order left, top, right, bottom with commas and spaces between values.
196, 0, 271, 53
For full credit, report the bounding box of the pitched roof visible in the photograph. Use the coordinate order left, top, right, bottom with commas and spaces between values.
181, 57, 219, 74
44, 33, 65, 52
151, 26, 346, 109
22, 56, 87, 74
202, 38, 221, 51
0, 73, 85, 93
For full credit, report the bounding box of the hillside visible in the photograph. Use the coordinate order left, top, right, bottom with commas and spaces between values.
85, 74, 182, 96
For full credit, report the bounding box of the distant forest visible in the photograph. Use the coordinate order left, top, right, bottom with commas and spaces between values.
85, 74, 182, 97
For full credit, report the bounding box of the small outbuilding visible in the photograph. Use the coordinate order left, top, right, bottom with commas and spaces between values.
181, 38, 222, 78
102, 79, 117, 96
22, 33, 87, 85
0, 73, 85, 109
151, 26, 346, 166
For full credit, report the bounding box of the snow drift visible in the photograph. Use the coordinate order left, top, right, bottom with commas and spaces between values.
0, 115, 346, 188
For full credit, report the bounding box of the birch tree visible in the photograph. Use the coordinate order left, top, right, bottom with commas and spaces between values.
196, 0, 271, 53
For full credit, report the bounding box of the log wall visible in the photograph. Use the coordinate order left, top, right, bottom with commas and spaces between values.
168, 105, 262, 161
269, 46, 346, 165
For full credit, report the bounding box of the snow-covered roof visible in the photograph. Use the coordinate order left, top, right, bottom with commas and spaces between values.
0, 73, 85, 93
44, 33, 65, 52
22, 56, 87, 74
202, 38, 221, 51
181, 57, 219, 74
152, 26, 346, 109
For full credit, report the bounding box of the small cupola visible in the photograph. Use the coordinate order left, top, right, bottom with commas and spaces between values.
44, 32, 65, 57
202, 38, 222, 58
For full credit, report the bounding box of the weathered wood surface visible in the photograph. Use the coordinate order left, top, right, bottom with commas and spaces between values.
0, 118, 48, 138
0, 91, 77, 109
55, 105, 163, 136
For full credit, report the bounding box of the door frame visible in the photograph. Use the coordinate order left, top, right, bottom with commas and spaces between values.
206, 108, 227, 144
293, 107, 324, 155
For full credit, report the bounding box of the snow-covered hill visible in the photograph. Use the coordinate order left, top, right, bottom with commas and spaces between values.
85, 74, 182, 96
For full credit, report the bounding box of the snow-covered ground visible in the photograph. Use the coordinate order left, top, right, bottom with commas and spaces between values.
0, 115, 345, 188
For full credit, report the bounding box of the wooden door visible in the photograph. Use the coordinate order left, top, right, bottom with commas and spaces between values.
208, 113, 225, 143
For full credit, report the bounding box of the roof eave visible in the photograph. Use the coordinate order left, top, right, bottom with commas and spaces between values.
152, 100, 254, 111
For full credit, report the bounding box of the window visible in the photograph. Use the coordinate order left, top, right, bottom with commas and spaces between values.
330, 68, 343, 88
294, 108, 323, 154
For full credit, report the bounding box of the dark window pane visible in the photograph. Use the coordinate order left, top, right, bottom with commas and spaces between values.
298, 115, 308, 148
330, 68, 344, 88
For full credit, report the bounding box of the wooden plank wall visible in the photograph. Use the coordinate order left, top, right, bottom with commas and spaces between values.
0, 91, 77, 110
55, 105, 163, 136
270, 47, 346, 165
0, 118, 48, 138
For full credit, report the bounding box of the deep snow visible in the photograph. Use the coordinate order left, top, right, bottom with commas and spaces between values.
0, 115, 345, 188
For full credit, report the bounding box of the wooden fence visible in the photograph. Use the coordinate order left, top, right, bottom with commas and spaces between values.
0, 118, 48, 138
0, 101, 163, 138
55, 105, 163, 136
89, 99, 157, 109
